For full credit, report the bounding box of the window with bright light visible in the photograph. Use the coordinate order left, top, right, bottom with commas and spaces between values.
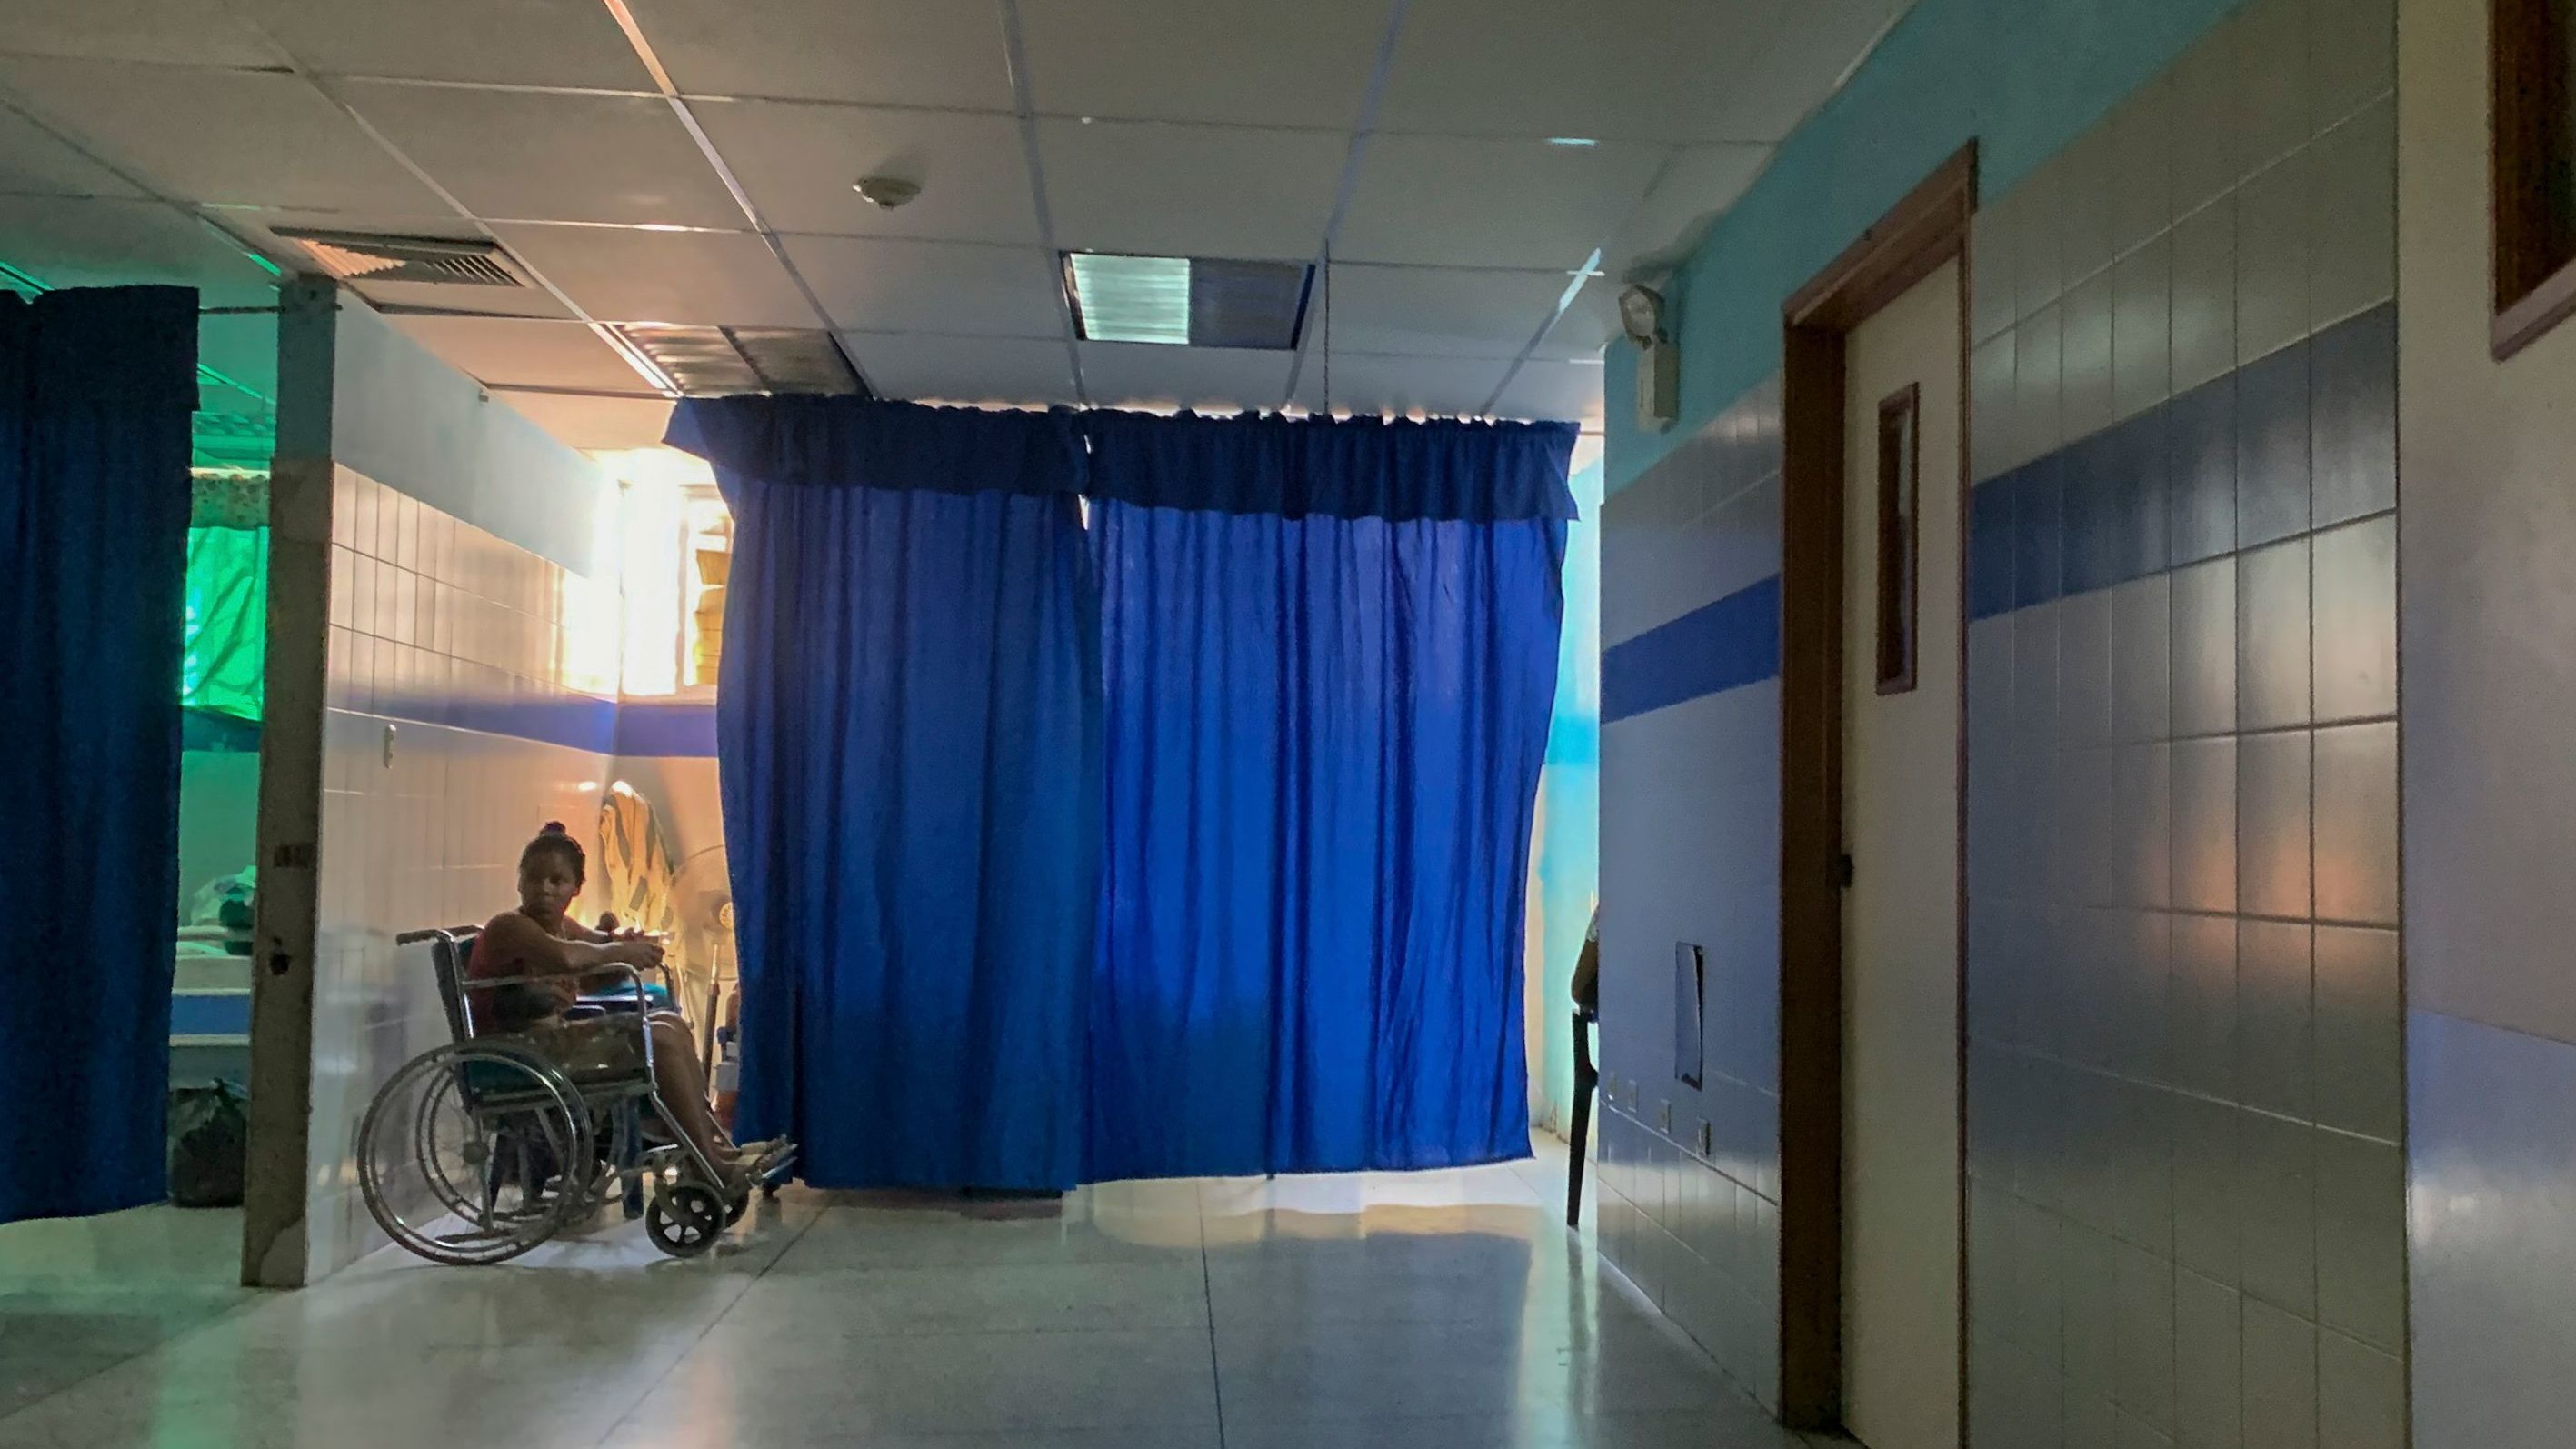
593, 447, 729, 700
682, 493, 731, 690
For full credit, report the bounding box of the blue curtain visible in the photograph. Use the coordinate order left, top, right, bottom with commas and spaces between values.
0, 286, 199, 1224
671, 398, 1573, 1186
672, 401, 1100, 1191
1084, 416, 1574, 1179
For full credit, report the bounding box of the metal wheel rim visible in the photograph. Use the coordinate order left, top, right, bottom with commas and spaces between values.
357, 1044, 590, 1266
645, 1184, 726, 1256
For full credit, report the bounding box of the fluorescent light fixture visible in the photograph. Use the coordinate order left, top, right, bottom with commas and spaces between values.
1065, 253, 1193, 345
1546, 136, 1599, 147
1063, 252, 1313, 350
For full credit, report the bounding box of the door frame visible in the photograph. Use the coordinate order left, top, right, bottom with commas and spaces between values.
1773, 142, 1979, 1434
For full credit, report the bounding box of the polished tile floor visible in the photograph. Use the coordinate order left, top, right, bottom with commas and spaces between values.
0, 1139, 1829, 1449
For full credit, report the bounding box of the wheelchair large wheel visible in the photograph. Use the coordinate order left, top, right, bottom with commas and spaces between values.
357, 1043, 593, 1266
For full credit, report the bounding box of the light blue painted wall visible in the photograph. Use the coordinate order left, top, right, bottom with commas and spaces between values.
1604, 0, 2241, 496
330, 294, 613, 576
1529, 462, 1602, 1134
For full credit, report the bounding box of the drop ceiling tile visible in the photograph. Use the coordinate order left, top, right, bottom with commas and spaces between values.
0, 60, 446, 213
1337, 134, 1667, 271
493, 224, 814, 326
0, 104, 145, 198
783, 235, 1064, 338
1491, 357, 1606, 424
690, 100, 1035, 244
498, 390, 676, 451
0, 196, 280, 305
231, 0, 653, 89
1708, 0, 1914, 146
1080, 343, 1291, 415
1548, 273, 1622, 358
845, 334, 1077, 408
342, 83, 745, 228
1039, 119, 1343, 261
1604, 143, 1771, 278
1293, 352, 1512, 420
1320, 264, 1583, 360
621, 0, 1013, 110
0, 0, 285, 67
1018, 0, 1387, 129
1379, 0, 1863, 144
392, 315, 652, 392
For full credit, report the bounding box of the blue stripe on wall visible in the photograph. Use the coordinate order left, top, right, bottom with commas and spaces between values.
614, 701, 721, 758
1969, 304, 2397, 623
371, 693, 619, 755
358, 693, 724, 758
1602, 575, 1782, 724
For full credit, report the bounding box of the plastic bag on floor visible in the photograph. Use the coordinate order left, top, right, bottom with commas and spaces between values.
168, 1081, 247, 1208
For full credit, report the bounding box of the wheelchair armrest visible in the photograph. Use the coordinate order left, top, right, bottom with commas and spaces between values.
466, 965, 652, 994
560, 1004, 609, 1024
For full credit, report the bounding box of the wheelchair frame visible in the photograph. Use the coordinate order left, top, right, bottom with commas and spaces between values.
353, 925, 788, 1264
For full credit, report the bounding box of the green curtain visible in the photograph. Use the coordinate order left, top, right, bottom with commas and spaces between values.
182, 525, 265, 722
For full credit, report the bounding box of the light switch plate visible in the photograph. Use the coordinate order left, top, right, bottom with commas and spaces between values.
1695, 1120, 1713, 1158
1657, 1101, 1672, 1134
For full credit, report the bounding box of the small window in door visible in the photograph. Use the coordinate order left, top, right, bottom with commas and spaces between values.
2493, 0, 2576, 356
1875, 384, 1922, 695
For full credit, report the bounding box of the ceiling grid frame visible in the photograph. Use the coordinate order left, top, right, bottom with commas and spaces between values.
1277, 0, 1412, 414
996, 0, 1090, 406
593, 0, 876, 398
0, 0, 1925, 439
108, 3, 690, 396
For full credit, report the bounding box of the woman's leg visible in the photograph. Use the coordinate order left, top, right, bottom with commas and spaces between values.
644, 1016, 736, 1174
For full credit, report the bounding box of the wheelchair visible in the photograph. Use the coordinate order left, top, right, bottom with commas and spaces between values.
355, 926, 792, 1264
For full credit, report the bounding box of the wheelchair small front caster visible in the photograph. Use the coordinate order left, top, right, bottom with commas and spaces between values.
644, 1182, 725, 1257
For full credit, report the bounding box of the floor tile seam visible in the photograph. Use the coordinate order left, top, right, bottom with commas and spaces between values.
1199, 1201, 1227, 1449
582, 1207, 835, 1448
692, 1319, 1219, 1344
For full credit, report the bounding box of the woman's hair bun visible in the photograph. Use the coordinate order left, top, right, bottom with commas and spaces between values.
541, 820, 568, 834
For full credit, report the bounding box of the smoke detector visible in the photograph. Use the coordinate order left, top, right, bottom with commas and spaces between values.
852, 176, 921, 210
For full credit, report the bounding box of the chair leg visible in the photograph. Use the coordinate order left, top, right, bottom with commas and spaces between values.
1567, 1011, 1598, 1229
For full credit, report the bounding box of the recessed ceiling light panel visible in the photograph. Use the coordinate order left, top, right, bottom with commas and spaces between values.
1063, 252, 1313, 351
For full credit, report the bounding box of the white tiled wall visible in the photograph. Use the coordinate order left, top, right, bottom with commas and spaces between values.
1595, 383, 1787, 1409
2396, 0, 2576, 1443
1962, 0, 2402, 1443
303, 464, 613, 1277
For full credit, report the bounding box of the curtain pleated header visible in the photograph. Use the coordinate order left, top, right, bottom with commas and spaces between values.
0, 286, 199, 415
665, 395, 1579, 523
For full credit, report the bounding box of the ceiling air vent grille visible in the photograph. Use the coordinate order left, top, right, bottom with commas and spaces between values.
273, 228, 527, 287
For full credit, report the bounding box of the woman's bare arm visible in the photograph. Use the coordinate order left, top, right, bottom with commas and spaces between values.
481, 911, 657, 980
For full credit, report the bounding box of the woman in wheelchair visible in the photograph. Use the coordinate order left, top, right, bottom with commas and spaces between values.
472, 824, 774, 1189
